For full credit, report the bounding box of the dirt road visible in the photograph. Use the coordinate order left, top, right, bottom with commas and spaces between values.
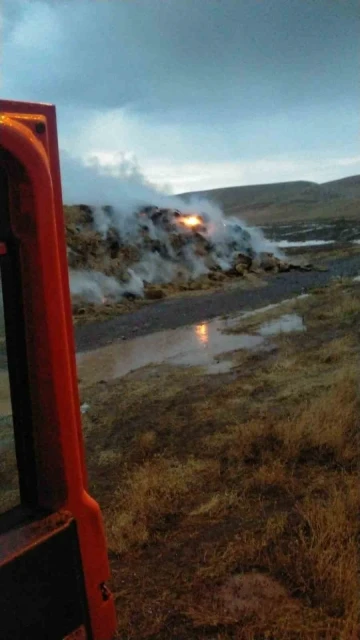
75, 254, 360, 352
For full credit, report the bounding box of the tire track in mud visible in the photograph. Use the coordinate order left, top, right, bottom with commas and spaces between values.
75, 254, 360, 353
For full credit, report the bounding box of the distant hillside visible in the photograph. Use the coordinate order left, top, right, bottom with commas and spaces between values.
322, 175, 360, 199
178, 175, 360, 224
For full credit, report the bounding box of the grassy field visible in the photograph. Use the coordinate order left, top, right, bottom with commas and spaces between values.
0, 277, 359, 637
77, 278, 360, 639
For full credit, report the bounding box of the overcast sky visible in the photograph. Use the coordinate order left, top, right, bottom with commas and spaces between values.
1, 0, 360, 194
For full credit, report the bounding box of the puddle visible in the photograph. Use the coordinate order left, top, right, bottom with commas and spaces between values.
77, 297, 309, 387
277, 240, 335, 248
169, 325, 264, 369
259, 313, 305, 336
77, 318, 265, 386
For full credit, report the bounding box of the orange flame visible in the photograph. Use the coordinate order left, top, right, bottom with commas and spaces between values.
178, 215, 202, 228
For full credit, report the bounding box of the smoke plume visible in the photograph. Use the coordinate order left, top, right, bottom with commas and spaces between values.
61, 150, 280, 304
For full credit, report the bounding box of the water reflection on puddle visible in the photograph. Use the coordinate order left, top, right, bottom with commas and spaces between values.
76, 319, 264, 386
76, 310, 306, 387
259, 313, 305, 336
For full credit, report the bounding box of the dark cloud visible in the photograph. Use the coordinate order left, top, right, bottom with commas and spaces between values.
3, 0, 360, 122
3, 0, 359, 190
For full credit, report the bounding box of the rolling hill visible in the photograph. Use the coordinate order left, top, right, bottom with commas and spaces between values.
178, 175, 360, 224
321, 174, 360, 199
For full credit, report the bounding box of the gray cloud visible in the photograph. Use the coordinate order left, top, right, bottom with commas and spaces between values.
3, 0, 359, 121
2, 0, 359, 191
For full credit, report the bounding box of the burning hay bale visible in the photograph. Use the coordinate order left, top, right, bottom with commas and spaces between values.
64, 203, 311, 309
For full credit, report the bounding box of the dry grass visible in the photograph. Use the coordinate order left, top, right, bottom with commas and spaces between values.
106, 457, 219, 553
75, 280, 360, 638
1, 279, 360, 637
226, 281, 360, 340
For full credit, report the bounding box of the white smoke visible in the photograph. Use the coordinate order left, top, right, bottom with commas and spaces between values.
131, 252, 177, 285
69, 269, 144, 303
61, 150, 281, 304
61, 150, 182, 225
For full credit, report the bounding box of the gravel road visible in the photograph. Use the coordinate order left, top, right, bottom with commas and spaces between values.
75, 254, 360, 352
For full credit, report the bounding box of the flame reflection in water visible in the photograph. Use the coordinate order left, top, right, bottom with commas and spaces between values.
195, 323, 209, 345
